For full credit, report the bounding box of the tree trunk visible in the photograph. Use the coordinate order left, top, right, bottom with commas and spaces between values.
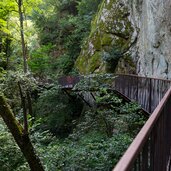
5, 21, 11, 69
0, 37, 2, 53
18, 81, 28, 134
5, 37, 11, 69
18, 0, 33, 119
0, 95, 45, 171
18, 0, 27, 73
26, 90, 33, 117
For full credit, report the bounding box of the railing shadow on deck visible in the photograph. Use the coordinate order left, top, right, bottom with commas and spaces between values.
113, 75, 171, 171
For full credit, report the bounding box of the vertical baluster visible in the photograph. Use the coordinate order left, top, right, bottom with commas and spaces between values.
149, 78, 152, 113
150, 131, 155, 171
142, 140, 149, 171
137, 76, 139, 102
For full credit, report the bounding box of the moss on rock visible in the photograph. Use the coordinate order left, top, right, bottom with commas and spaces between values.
88, 52, 103, 73
101, 34, 113, 46
76, 0, 134, 74
115, 54, 136, 74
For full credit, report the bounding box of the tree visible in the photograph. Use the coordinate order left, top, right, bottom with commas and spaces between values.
0, 94, 45, 171
0, 0, 16, 68
17, 0, 30, 133
18, 0, 28, 73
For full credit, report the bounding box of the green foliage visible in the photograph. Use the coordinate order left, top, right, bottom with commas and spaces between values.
74, 74, 116, 91
120, 103, 147, 135
30, 87, 146, 171
0, 120, 29, 171
37, 132, 132, 171
71, 88, 146, 138
0, 75, 147, 171
77, 0, 101, 16
0, 0, 147, 170
102, 48, 124, 72
102, 48, 123, 62
0, 52, 7, 69
34, 84, 83, 137
31, 0, 102, 75
0, 0, 16, 33
28, 44, 55, 78
0, 67, 6, 82
56, 54, 75, 74
0, 53, 7, 83
0, 70, 37, 115
0, 0, 42, 71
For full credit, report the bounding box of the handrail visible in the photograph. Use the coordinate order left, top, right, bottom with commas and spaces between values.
113, 86, 171, 171
58, 76, 82, 88
116, 73, 171, 82
59, 74, 171, 113
58, 74, 171, 170
113, 74, 171, 113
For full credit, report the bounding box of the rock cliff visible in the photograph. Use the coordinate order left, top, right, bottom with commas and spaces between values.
76, 0, 171, 78
134, 0, 171, 78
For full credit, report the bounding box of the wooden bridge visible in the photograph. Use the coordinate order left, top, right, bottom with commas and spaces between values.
58, 74, 171, 171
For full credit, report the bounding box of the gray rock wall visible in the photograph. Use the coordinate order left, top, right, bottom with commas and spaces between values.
130, 0, 171, 78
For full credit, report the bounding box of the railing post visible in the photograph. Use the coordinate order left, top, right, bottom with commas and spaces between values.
137, 77, 139, 102
149, 78, 152, 113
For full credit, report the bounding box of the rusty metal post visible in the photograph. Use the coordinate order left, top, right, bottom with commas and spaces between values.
149, 78, 152, 113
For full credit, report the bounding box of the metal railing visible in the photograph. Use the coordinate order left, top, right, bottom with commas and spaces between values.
113, 75, 171, 171
114, 74, 171, 113
58, 74, 171, 112
58, 74, 171, 171
58, 76, 81, 88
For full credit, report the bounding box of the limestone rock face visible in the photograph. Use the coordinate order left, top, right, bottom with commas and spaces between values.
76, 0, 171, 78
132, 0, 171, 78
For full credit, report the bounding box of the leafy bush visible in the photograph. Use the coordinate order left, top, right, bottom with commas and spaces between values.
56, 53, 75, 74
102, 48, 124, 72
34, 84, 83, 137
0, 70, 37, 115
37, 132, 132, 171
0, 83, 147, 171
77, 0, 102, 17
28, 44, 56, 78
31, 0, 103, 75
0, 52, 7, 69
0, 120, 29, 171
32, 86, 147, 171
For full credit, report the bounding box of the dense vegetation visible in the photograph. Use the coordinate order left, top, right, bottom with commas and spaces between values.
0, 86, 147, 171
0, 0, 147, 170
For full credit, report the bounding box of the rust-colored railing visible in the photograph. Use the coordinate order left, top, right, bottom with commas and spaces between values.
59, 74, 171, 114
114, 74, 171, 113
113, 75, 171, 171
58, 76, 81, 88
